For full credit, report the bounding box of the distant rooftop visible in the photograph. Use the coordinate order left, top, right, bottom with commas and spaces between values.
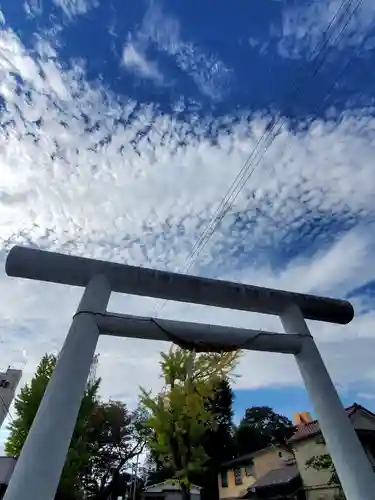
289, 403, 374, 443
221, 445, 279, 468
249, 463, 299, 490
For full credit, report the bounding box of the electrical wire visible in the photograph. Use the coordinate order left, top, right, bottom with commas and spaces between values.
202, 25, 373, 246
181, 0, 363, 274
153, 0, 364, 319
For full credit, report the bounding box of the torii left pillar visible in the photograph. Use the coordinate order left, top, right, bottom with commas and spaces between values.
3, 275, 111, 500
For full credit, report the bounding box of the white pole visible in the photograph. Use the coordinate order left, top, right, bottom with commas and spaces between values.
132, 455, 140, 500
4, 275, 111, 500
281, 305, 375, 500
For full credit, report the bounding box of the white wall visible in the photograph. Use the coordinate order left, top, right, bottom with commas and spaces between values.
0, 369, 22, 430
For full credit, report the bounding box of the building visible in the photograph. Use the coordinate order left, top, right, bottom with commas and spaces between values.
141, 481, 201, 500
245, 464, 304, 500
0, 368, 22, 430
218, 402, 375, 500
0, 457, 17, 499
289, 403, 375, 500
218, 445, 296, 499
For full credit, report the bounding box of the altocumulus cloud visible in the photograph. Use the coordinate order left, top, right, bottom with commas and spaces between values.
122, 41, 164, 84
126, 1, 234, 101
0, 13, 375, 423
277, 0, 375, 59
53, 0, 99, 19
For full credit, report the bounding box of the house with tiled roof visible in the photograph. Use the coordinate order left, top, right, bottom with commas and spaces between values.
218, 445, 298, 500
218, 445, 300, 500
217, 403, 375, 500
289, 403, 375, 500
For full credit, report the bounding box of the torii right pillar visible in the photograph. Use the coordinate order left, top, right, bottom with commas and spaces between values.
281, 304, 375, 500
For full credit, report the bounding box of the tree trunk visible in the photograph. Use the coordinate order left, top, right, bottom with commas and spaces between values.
93, 467, 121, 500
181, 483, 191, 500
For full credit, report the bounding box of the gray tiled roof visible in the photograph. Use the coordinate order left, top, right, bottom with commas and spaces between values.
289, 403, 368, 443
221, 446, 276, 468
249, 464, 299, 490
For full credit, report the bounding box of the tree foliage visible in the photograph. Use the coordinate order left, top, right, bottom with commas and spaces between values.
5, 354, 56, 456
195, 379, 236, 500
141, 451, 175, 487
306, 454, 345, 500
139, 347, 239, 500
235, 406, 294, 456
203, 379, 236, 463
5, 353, 146, 500
143, 379, 236, 500
82, 402, 148, 499
5, 353, 101, 499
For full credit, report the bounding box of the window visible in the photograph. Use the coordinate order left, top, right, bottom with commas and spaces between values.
220, 470, 228, 488
0, 379, 10, 389
234, 468, 243, 485
245, 466, 252, 477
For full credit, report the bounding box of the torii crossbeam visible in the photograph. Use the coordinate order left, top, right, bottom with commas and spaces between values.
4, 246, 375, 500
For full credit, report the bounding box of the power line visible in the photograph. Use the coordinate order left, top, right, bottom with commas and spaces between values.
155, 0, 361, 313
199, 23, 373, 247
182, 0, 354, 268
181, 0, 363, 273
154, 0, 363, 319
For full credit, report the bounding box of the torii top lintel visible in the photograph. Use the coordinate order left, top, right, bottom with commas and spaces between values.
6, 246, 354, 325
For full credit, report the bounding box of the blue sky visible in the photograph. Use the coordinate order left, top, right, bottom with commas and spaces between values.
233, 386, 375, 425
1, 0, 375, 450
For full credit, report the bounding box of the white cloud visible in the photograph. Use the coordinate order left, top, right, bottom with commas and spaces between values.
24, 0, 43, 18
122, 42, 164, 84
129, 3, 233, 100
278, 0, 375, 59
0, 24, 375, 434
357, 392, 375, 400
52, 0, 99, 19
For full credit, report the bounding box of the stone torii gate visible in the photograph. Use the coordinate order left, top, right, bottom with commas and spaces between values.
4, 245, 375, 500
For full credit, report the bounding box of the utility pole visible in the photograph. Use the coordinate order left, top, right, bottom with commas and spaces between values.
132, 455, 140, 500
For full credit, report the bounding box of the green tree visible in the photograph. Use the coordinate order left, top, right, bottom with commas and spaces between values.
5, 353, 101, 500
139, 347, 239, 500
5, 353, 56, 456
81, 401, 148, 499
204, 379, 236, 462
142, 450, 175, 486
5, 353, 147, 500
195, 379, 236, 500
235, 406, 294, 456
306, 454, 345, 500
60, 378, 102, 500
